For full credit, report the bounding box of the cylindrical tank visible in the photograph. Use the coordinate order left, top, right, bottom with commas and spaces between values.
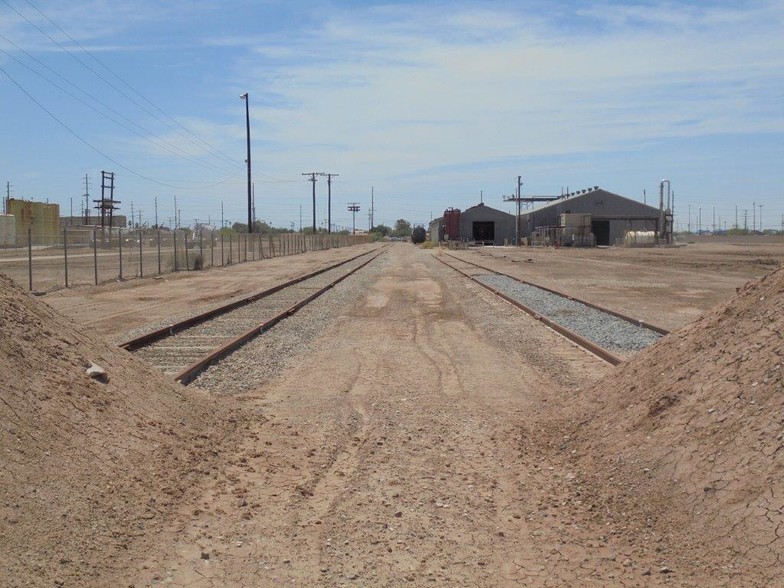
443, 208, 461, 241
0, 214, 16, 246
411, 226, 427, 244
623, 230, 656, 247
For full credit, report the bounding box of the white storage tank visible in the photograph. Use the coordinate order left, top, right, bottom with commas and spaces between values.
0, 214, 15, 246
623, 230, 656, 247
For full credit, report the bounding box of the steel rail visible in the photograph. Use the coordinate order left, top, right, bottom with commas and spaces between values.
443, 251, 669, 335
434, 254, 625, 366
171, 247, 387, 385
118, 246, 382, 351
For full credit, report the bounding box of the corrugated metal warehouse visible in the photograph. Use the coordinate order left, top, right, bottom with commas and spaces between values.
520, 187, 660, 246
429, 203, 516, 246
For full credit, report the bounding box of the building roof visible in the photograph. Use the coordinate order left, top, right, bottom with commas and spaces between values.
524, 187, 659, 216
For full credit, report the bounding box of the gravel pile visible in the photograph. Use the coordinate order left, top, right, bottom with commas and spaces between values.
475, 273, 663, 355
193, 253, 390, 393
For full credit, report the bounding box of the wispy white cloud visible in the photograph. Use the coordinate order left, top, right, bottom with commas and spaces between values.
231, 0, 782, 191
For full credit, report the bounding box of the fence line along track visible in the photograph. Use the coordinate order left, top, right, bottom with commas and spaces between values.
435, 252, 669, 366
121, 246, 388, 385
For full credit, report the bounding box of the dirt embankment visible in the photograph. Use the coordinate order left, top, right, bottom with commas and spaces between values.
0, 274, 246, 587
547, 266, 784, 585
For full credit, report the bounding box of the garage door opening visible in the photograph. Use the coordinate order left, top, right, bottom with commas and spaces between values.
472, 221, 495, 243
592, 220, 610, 246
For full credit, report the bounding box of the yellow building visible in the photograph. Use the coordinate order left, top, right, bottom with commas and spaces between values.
6, 199, 60, 246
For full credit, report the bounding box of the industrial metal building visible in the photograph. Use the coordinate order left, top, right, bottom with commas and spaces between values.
520, 187, 660, 246
429, 203, 516, 246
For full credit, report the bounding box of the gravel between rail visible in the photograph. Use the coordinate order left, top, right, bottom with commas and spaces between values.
475, 273, 663, 356
131, 251, 383, 377
192, 252, 390, 393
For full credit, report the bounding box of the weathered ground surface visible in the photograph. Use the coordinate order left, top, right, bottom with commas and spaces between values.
1, 238, 782, 586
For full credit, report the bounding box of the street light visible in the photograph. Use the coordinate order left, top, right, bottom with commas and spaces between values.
240, 93, 253, 233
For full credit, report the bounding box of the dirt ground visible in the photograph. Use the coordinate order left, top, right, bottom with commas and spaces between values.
2, 237, 782, 586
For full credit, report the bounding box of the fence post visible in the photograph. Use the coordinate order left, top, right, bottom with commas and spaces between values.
118, 228, 123, 280
157, 229, 162, 275
63, 227, 69, 288
27, 227, 33, 291
93, 228, 98, 286
184, 230, 190, 270
139, 228, 143, 278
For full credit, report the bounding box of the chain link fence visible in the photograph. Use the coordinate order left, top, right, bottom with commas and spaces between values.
0, 227, 370, 292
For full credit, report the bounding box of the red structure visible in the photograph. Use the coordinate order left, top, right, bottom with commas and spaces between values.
444, 208, 461, 241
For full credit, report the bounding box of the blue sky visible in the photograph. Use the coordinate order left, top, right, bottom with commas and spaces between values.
1, 0, 782, 231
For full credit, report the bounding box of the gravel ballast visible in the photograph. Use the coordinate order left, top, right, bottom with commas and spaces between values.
475, 273, 663, 355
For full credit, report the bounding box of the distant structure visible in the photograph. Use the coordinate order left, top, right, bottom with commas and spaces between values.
519, 187, 660, 246
430, 186, 661, 247
429, 203, 516, 246
4, 198, 60, 246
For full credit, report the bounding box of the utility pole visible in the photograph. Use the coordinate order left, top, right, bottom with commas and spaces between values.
753, 201, 756, 231
698, 206, 702, 234
743, 209, 748, 232
503, 176, 524, 245
83, 174, 90, 224
138, 210, 142, 228
252, 182, 256, 231
370, 186, 375, 229
759, 204, 763, 232
348, 202, 360, 234
240, 93, 253, 233
299, 205, 302, 232
712, 205, 715, 233
688, 204, 691, 233
130, 202, 135, 228
302, 173, 321, 234
221, 201, 224, 230
173, 195, 178, 229
735, 204, 738, 230
154, 196, 159, 228
4, 181, 10, 214
323, 173, 339, 233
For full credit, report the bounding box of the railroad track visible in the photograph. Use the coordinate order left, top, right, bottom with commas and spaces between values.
120, 246, 387, 384
435, 251, 669, 365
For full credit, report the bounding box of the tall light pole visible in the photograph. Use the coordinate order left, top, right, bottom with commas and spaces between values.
240, 93, 253, 233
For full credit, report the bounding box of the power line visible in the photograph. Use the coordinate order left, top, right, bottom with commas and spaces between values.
0, 0, 243, 171
0, 39, 239, 176
0, 63, 208, 189
3, 0, 241, 170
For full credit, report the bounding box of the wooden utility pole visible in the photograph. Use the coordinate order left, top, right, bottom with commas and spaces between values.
323, 173, 339, 233
348, 202, 360, 234
302, 172, 322, 234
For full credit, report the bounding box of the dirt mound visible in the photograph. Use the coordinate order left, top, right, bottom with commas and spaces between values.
0, 274, 242, 587
562, 266, 783, 584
